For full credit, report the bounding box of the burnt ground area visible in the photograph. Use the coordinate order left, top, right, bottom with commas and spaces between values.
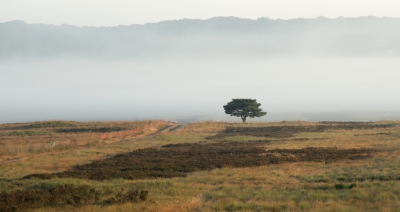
207, 123, 395, 139
23, 141, 378, 181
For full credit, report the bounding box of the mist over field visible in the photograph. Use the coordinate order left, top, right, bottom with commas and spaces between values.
1, 17, 400, 123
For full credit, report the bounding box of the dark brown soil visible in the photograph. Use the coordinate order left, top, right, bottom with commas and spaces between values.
207, 123, 395, 139
23, 141, 377, 181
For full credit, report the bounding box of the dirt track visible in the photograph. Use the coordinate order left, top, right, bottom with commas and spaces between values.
0, 125, 181, 165
121, 125, 181, 143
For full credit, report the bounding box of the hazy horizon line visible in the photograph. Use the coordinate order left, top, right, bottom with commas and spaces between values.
2, 15, 398, 28
2, 110, 400, 124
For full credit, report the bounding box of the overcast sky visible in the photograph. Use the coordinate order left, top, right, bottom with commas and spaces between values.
1, 0, 400, 26
1, 1, 400, 123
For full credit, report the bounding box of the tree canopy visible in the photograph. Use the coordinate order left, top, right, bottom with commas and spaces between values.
223, 99, 267, 123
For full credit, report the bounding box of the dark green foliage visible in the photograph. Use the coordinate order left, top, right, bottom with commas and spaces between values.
23, 142, 376, 181
334, 183, 357, 190
223, 99, 267, 122
313, 183, 356, 190
0, 184, 148, 212
334, 184, 346, 189
349, 183, 357, 189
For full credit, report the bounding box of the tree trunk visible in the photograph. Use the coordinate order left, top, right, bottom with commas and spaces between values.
241, 116, 246, 123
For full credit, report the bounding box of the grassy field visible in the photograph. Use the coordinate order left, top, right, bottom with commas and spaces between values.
0, 120, 173, 163
1, 120, 400, 211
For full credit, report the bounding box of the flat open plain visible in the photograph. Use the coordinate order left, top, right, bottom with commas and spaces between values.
1, 120, 399, 211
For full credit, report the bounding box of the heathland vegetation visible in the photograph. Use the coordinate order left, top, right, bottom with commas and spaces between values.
1, 120, 400, 211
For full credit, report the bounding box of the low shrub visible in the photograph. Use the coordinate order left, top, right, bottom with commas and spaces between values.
0, 184, 148, 212
334, 183, 357, 190
1, 130, 52, 136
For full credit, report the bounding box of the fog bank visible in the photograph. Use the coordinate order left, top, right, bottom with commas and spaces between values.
1, 58, 399, 123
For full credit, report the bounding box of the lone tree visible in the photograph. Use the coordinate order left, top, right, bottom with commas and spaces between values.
223, 99, 267, 123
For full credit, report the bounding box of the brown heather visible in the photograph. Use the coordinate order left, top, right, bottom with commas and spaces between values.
0, 120, 399, 211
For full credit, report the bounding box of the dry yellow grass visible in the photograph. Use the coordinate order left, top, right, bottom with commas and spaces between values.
1, 120, 400, 211
0, 120, 177, 178
0, 120, 174, 163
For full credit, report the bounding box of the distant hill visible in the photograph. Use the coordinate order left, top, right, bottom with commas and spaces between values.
1, 17, 400, 59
